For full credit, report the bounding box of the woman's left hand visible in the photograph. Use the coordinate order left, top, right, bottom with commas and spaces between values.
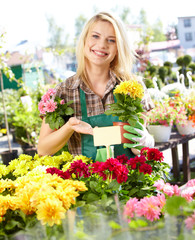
69, 117, 93, 135
123, 122, 154, 150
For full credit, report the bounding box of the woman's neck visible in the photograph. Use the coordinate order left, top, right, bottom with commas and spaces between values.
85, 65, 110, 98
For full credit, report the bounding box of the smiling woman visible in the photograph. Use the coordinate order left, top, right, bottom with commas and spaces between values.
37, 11, 155, 162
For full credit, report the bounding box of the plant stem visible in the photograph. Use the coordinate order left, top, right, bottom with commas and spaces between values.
0, 71, 12, 152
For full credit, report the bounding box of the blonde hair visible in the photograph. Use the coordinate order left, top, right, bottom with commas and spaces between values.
76, 12, 137, 86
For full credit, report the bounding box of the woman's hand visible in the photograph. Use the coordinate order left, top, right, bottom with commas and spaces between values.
123, 121, 154, 150
68, 117, 93, 135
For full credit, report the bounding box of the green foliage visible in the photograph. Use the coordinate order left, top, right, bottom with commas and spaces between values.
158, 66, 168, 83
165, 196, 188, 216
0, 210, 37, 237
183, 55, 192, 67
76, 175, 121, 206
44, 98, 74, 130
189, 63, 195, 73
105, 93, 144, 126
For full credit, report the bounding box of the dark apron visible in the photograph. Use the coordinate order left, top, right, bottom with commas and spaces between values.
80, 88, 135, 161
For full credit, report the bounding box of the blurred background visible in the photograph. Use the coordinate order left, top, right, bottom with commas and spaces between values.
0, 0, 195, 87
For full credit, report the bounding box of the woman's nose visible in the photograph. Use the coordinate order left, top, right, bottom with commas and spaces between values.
98, 39, 107, 48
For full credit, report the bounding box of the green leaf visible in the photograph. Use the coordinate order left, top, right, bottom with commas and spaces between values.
129, 219, 148, 229
89, 181, 98, 191
108, 180, 120, 191
86, 193, 100, 203
109, 220, 121, 229
65, 107, 74, 115
165, 196, 188, 216
5, 219, 23, 230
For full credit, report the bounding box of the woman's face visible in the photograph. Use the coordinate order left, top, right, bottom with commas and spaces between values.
84, 20, 117, 68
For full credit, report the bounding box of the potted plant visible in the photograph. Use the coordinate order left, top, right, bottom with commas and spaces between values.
170, 92, 195, 135
38, 88, 74, 130
146, 99, 177, 142
0, 39, 19, 164
105, 77, 145, 143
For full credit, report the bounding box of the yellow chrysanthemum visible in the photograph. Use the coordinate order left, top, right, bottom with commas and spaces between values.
7, 154, 34, 177
0, 165, 9, 178
0, 179, 14, 193
61, 162, 71, 172
36, 198, 66, 226
0, 195, 9, 215
114, 80, 144, 99
73, 155, 92, 163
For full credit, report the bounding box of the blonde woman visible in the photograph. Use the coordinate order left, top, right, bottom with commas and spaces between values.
38, 12, 154, 160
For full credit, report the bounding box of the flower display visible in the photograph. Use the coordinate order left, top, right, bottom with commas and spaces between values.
46, 147, 169, 203
38, 88, 74, 130
169, 92, 195, 127
0, 172, 87, 237
146, 99, 177, 126
0, 148, 187, 239
123, 179, 195, 230
105, 77, 145, 126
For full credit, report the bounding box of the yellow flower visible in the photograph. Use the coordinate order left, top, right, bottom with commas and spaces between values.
0, 195, 9, 215
0, 179, 14, 193
36, 198, 66, 226
114, 79, 144, 99
73, 155, 92, 163
0, 165, 9, 178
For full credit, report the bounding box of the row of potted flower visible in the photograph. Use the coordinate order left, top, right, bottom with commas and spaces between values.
146, 92, 195, 142
0, 148, 194, 239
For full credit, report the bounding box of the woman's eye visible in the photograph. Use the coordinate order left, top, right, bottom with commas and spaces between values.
108, 39, 115, 43
92, 34, 99, 39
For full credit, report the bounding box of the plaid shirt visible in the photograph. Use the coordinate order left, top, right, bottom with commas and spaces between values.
55, 72, 154, 156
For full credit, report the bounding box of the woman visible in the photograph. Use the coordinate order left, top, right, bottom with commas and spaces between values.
38, 12, 154, 160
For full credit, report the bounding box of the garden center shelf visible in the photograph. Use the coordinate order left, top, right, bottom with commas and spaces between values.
155, 131, 195, 184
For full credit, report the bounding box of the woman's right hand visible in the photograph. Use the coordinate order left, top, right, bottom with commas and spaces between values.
68, 117, 93, 135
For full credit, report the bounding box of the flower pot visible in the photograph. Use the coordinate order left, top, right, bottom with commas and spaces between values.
0, 149, 18, 166
23, 147, 37, 157
147, 125, 172, 143
113, 122, 133, 144
176, 120, 195, 135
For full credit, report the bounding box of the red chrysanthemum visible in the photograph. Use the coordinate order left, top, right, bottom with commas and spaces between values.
46, 167, 71, 179
139, 163, 152, 175
115, 165, 129, 183
147, 148, 164, 162
116, 154, 129, 164
91, 161, 104, 174
68, 160, 90, 178
127, 155, 146, 170
140, 147, 150, 157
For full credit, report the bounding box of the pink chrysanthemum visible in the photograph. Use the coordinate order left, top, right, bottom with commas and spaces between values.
41, 92, 51, 102
123, 198, 138, 222
153, 179, 165, 191
162, 183, 175, 197
156, 193, 166, 208
186, 179, 195, 187
185, 211, 195, 230
181, 186, 195, 202
47, 88, 56, 96
136, 196, 162, 221
38, 100, 46, 114
172, 185, 181, 196
44, 99, 57, 113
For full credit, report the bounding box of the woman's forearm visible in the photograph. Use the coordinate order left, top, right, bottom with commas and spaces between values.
37, 120, 74, 156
